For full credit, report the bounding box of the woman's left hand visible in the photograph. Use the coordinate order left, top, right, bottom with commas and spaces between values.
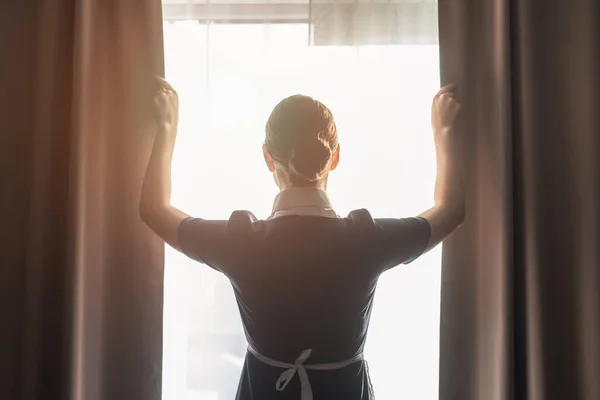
153, 75, 179, 132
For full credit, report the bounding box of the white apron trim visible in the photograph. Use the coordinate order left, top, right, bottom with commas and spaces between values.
247, 345, 364, 400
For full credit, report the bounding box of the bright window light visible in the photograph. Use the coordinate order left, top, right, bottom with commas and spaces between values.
162, 21, 441, 400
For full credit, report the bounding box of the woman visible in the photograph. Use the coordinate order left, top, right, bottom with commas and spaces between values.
140, 77, 464, 399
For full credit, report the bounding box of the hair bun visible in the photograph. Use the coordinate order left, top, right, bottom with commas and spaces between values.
265, 95, 338, 185
288, 137, 332, 182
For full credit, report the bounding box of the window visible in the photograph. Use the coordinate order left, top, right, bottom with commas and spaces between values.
162, 5, 441, 399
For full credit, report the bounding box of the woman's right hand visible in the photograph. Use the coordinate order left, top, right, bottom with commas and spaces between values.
431, 83, 461, 135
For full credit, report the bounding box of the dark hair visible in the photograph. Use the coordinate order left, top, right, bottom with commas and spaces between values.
265, 95, 338, 186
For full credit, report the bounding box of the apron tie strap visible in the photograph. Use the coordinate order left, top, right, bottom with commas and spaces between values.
275, 348, 312, 391
247, 345, 364, 400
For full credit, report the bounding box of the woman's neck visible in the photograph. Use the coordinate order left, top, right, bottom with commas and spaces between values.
278, 182, 327, 192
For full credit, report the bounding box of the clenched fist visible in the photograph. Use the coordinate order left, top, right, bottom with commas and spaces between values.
153, 75, 179, 131
431, 83, 461, 136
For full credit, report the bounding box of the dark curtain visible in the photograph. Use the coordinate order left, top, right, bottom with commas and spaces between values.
1, 1, 165, 399
438, 0, 600, 399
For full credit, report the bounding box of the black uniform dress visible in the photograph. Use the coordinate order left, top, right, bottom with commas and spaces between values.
178, 188, 431, 400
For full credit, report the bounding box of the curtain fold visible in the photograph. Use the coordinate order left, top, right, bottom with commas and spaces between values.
1, 1, 165, 399
1, 3, 43, 398
438, 0, 600, 399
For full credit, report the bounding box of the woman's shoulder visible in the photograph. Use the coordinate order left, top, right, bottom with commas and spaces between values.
346, 208, 374, 222
226, 210, 262, 233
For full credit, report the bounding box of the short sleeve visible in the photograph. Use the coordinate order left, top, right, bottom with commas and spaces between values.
177, 210, 257, 273
373, 217, 431, 270
177, 217, 229, 272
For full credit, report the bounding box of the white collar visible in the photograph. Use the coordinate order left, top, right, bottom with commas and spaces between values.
270, 187, 339, 219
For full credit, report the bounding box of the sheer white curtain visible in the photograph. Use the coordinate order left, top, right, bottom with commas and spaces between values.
161, 2, 440, 399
